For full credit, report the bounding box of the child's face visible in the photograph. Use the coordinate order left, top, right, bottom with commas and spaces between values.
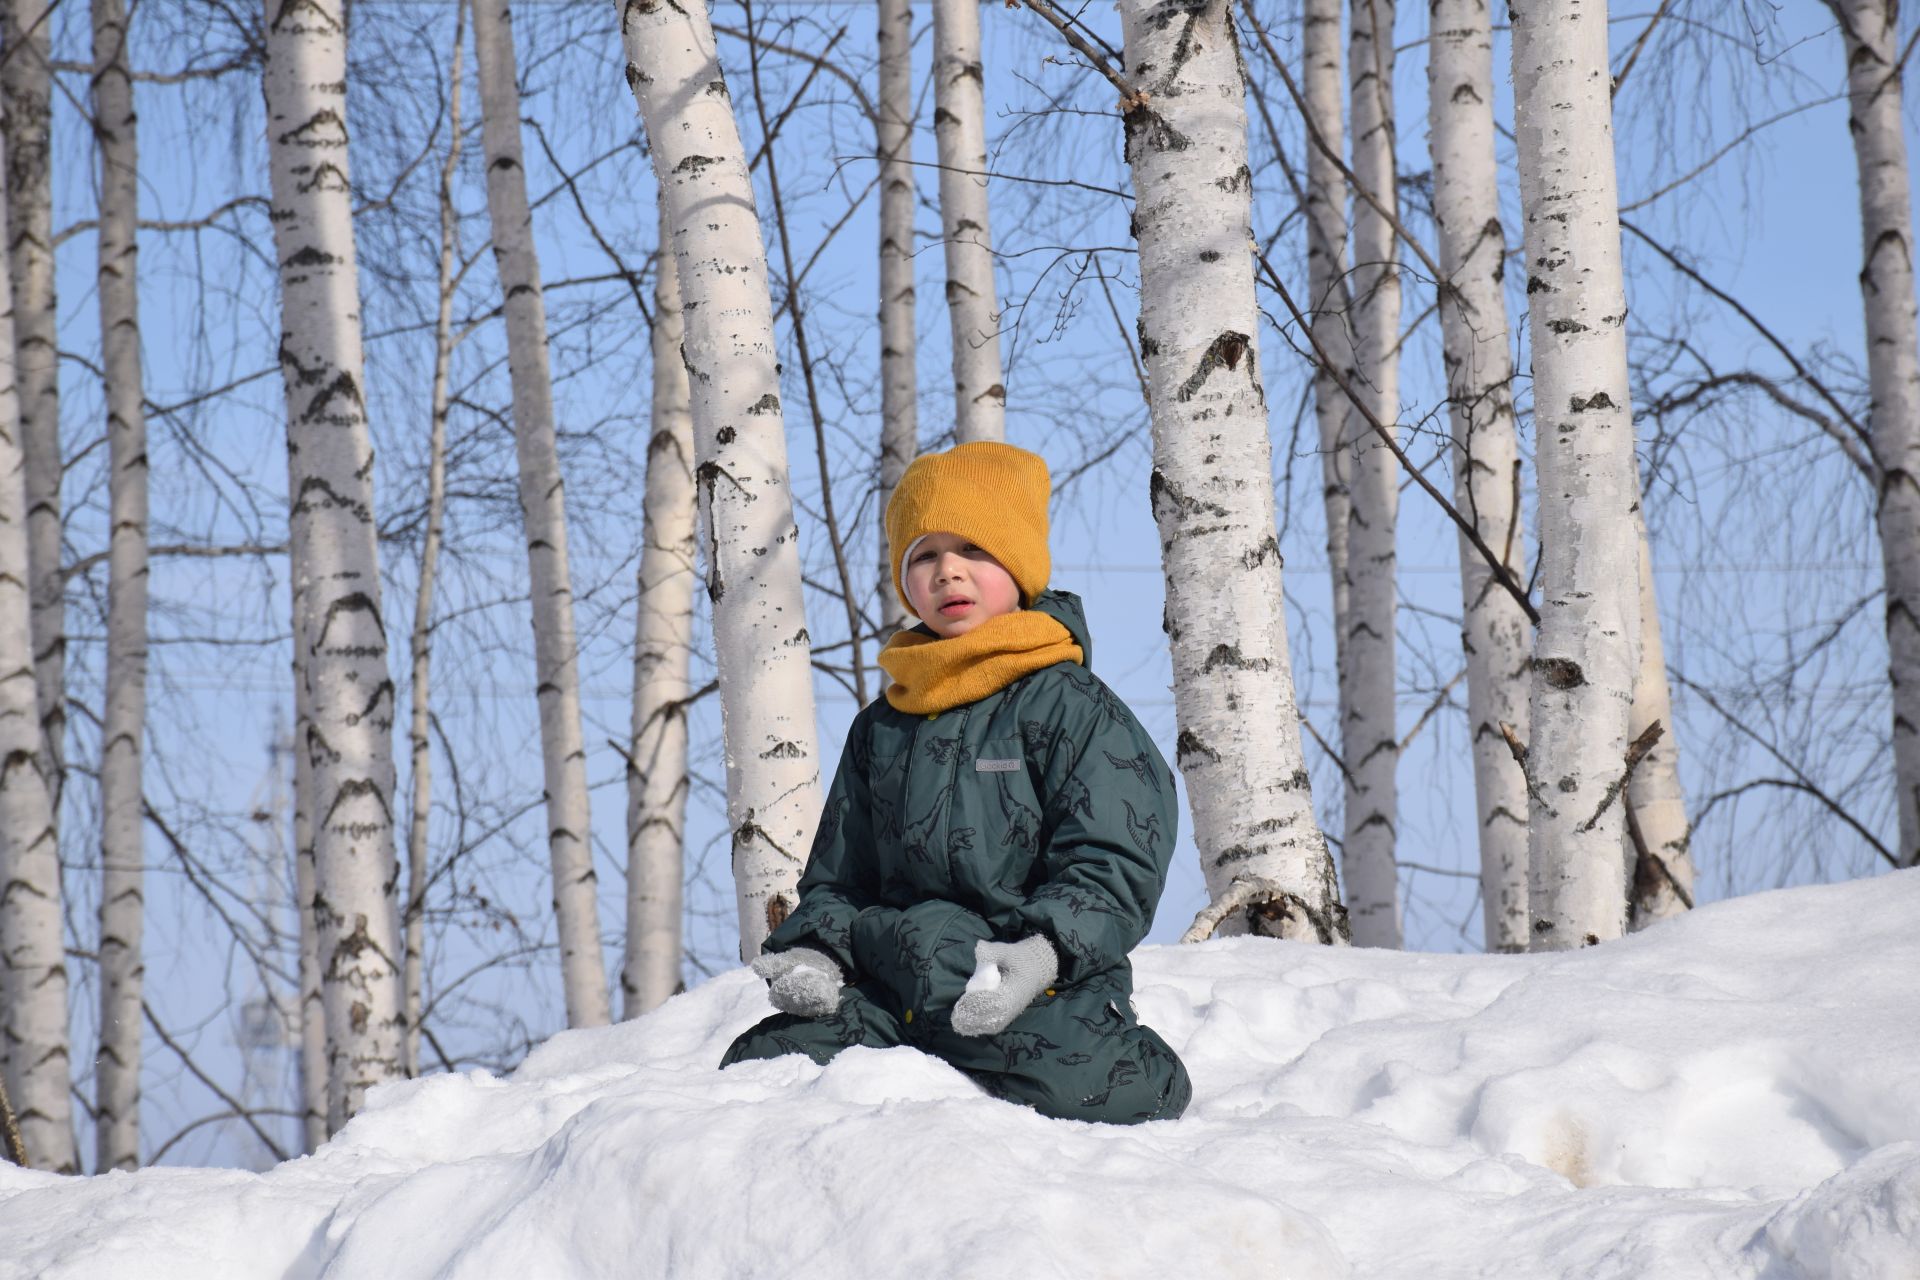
904, 531, 1022, 638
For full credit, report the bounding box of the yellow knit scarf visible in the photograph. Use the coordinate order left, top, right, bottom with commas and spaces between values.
877, 609, 1083, 714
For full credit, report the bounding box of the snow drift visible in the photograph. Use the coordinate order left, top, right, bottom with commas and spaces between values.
5, 871, 1918, 1279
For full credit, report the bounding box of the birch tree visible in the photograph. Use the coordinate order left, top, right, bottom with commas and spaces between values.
1340, 0, 1402, 947
472, 0, 611, 1029
617, 0, 823, 960
1116, 0, 1347, 945
876, 0, 918, 629
1825, 0, 1920, 868
263, 0, 406, 1127
405, 0, 465, 1073
0, 126, 73, 1175
92, 0, 150, 1172
1427, 0, 1531, 951
624, 189, 694, 1018
1303, 0, 1353, 646
1, 0, 63, 815
932, 0, 1005, 443
1508, 0, 1642, 950
1626, 508, 1693, 924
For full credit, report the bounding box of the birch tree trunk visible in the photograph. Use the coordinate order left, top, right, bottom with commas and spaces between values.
623, 188, 694, 1018
405, 0, 464, 1074
1, 0, 64, 817
1122, 0, 1347, 945
876, 0, 918, 631
1625, 506, 1692, 924
1427, 0, 1531, 951
1303, 0, 1353, 638
1340, 0, 1402, 947
292, 661, 326, 1152
0, 128, 73, 1175
1509, 0, 1642, 950
92, 0, 149, 1172
931, 0, 1004, 443
262, 0, 406, 1128
472, 0, 610, 1029
1826, 0, 1920, 868
617, 0, 823, 960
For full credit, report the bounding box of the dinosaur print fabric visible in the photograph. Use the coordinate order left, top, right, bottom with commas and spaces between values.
724, 590, 1190, 1124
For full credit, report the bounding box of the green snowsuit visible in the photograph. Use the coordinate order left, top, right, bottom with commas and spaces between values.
722, 590, 1191, 1124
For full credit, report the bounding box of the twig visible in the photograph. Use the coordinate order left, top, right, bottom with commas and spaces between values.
1610, 0, 1675, 97
1671, 667, 1896, 867
1621, 219, 1872, 460
62, 541, 286, 582
1399, 667, 1466, 753
1013, 0, 1140, 106
1624, 800, 1695, 911
746, 0, 868, 704
144, 1002, 290, 1164
1696, 776, 1896, 869
1255, 247, 1540, 623
1577, 720, 1665, 833
1297, 709, 1357, 791
1240, 11, 1452, 305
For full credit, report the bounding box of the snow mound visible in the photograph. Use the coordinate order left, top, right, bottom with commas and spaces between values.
5, 871, 1918, 1279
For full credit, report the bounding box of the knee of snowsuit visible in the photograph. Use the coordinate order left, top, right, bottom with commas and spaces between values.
724, 899, 1189, 1125
724, 590, 1191, 1125
722, 971, 1189, 1125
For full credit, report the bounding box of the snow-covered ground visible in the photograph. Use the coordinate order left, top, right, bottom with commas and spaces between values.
6, 872, 1917, 1279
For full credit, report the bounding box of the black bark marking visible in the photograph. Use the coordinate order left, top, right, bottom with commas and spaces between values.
1534, 656, 1585, 689
1175, 729, 1220, 767
1176, 331, 1252, 403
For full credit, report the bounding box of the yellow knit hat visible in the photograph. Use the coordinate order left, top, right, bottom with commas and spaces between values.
886, 442, 1052, 613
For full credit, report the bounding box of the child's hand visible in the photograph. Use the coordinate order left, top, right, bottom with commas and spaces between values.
951, 935, 1058, 1037
750, 946, 845, 1018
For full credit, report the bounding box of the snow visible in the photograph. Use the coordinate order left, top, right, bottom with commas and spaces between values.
6, 872, 1919, 1280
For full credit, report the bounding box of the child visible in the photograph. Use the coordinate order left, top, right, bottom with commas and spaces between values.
721, 441, 1191, 1124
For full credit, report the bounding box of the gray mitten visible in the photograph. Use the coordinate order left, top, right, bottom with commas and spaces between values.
951, 934, 1059, 1037
750, 946, 845, 1018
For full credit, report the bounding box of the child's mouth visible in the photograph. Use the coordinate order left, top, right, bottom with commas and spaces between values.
939, 599, 974, 616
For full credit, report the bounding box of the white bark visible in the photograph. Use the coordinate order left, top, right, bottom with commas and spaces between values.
931, 0, 1004, 443
623, 188, 694, 1019
1427, 0, 1531, 951
876, 0, 918, 631
2, 0, 64, 816
92, 0, 149, 1172
292, 662, 326, 1152
618, 0, 823, 960
472, 0, 611, 1029
1303, 0, 1353, 633
1341, 0, 1402, 947
1123, 0, 1347, 945
1827, 0, 1920, 868
263, 0, 406, 1128
406, 0, 465, 1074
1509, 0, 1642, 950
0, 126, 73, 1175
1626, 508, 1693, 925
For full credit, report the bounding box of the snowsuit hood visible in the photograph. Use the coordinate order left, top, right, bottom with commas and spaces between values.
1028, 588, 1092, 671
